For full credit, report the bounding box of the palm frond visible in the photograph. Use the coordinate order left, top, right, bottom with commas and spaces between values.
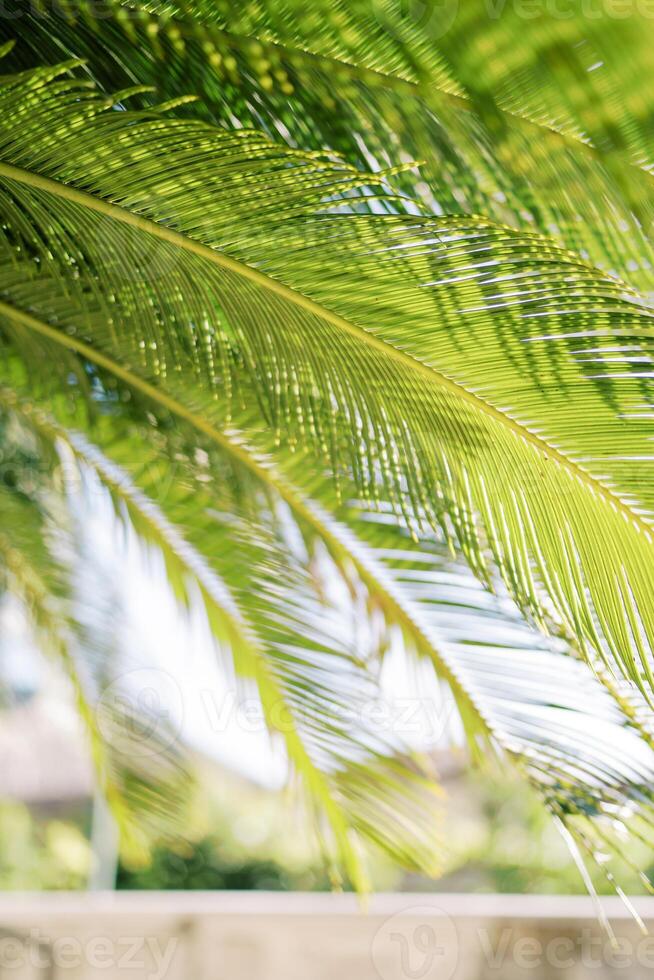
1, 12, 654, 899
7, 0, 654, 291
1, 62, 654, 700
0, 445, 189, 859
4, 372, 654, 893
0, 384, 444, 884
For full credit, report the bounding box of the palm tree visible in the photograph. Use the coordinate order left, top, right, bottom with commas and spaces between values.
1, 0, 654, 894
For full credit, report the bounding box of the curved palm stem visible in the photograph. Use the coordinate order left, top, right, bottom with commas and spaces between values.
8, 2, 654, 297
0, 2, 652, 900
3, 61, 654, 699
11, 376, 654, 800
5, 370, 654, 894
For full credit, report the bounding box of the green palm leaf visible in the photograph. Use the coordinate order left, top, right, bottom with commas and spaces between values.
2, 61, 654, 698
0, 383, 445, 884
0, 422, 190, 860
8, 0, 654, 291
1, 13, 654, 894
5, 375, 654, 893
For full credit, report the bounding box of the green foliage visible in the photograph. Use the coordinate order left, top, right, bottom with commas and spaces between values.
116, 842, 310, 891
430, 769, 654, 896
1, 0, 654, 896
0, 802, 91, 890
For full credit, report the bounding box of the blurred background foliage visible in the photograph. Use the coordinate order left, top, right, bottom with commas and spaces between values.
3, 765, 652, 894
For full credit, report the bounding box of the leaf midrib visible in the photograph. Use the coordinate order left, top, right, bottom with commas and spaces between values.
0, 159, 650, 540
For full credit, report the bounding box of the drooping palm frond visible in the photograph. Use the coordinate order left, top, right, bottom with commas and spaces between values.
345, 505, 654, 880
8, 0, 654, 292
0, 415, 190, 860
2, 60, 654, 700
4, 369, 654, 895
0, 381, 446, 886
1, 2, 654, 894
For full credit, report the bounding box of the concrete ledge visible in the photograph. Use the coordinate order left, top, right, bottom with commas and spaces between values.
1, 892, 653, 979
1, 890, 654, 918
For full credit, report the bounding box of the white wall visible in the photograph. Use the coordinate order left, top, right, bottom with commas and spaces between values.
1, 892, 654, 980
